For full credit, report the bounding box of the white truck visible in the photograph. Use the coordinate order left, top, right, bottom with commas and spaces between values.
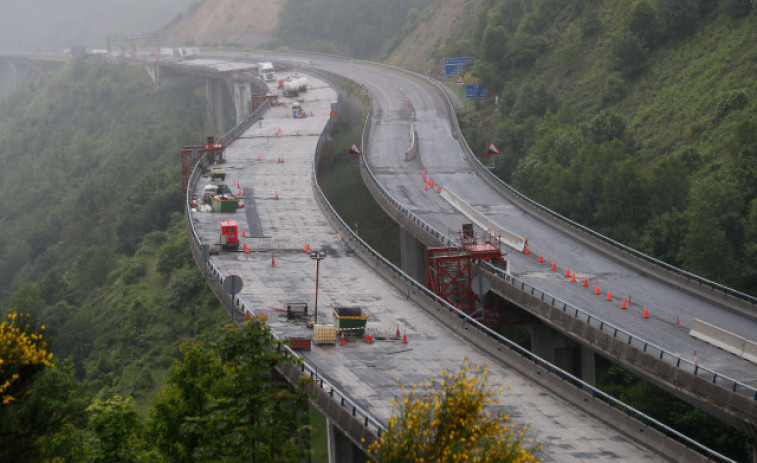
258, 62, 275, 81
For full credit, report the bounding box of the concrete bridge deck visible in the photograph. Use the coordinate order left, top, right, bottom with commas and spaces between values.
187, 70, 672, 462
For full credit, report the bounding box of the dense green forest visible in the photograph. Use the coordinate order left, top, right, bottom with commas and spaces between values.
0, 60, 237, 459
273, 0, 432, 57
433, 0, 757, 295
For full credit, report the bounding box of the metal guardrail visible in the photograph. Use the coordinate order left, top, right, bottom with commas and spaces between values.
353, 62, 757, 404
183, 66, 736, 462
184, 96, 386, 438
311, 71, 736, 463
480, 259, 757, 400
399, 65, 757, 309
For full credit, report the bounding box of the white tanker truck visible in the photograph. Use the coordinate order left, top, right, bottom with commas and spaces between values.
279, 76, 309, 97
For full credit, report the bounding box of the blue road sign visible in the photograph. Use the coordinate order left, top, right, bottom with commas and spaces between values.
444, 64, 464, 76
465, 84, 488, 98
443, 57, 474, 76
444, 57, 474, 65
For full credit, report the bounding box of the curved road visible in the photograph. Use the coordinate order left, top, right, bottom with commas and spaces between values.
271, 54, 757, 393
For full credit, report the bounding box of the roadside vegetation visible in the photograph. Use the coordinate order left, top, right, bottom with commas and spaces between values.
369, 360, 539, 463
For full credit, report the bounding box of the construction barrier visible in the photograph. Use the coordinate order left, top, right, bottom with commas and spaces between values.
404, 122, 419, 161
690, 319, 757, 364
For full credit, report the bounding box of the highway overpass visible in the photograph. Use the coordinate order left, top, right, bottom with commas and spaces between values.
177, 57, 730, 461
244, 53, 757, 440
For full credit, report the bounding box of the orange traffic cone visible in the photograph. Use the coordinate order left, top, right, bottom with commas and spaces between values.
275, 192, 279, 200
396, 324, 401, 337
552, 261, 557, 271
621, 299, 627, 309
436, 186, 440, 193
242, 229, 246, 238
571, 272, 577, 282
539, 254, 544, 264
402, 330, 407, 343
304, 244, 310, 253
424, 183, 428, 191
430, 180, 434, 188
525, 246, 530, 255
565, 267, 571, 278
423, 171, 426, 182
271, 254, 275, 267
607, 290, 612, 301
594, 285, 600, 295
257, 155, 261, 161
237, 181, 240, 189
340, 333, 345, 345
676, 314, 680, 328
583, 277, 588, 287
643, 306, 649, 319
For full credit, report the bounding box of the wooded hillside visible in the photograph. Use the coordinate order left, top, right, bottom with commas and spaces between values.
399, 0, 757, 295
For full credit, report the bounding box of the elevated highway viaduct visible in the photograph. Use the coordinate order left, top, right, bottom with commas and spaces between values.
213, 52, 757, 445
176, 56, 734, 461
0, 51, 741, 461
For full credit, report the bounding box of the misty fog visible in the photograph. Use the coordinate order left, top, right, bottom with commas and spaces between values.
2, 0, 199, 50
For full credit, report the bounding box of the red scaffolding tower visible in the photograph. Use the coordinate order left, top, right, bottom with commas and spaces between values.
426, 225, 507, 325
181, 136, 225, 193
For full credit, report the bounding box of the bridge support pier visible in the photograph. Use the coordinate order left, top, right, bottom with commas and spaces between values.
531, 323, 595, 385
232, 80, 253, 123
327, 419, 368, 463
400, 226, 427, 285
206, 77, 227, 133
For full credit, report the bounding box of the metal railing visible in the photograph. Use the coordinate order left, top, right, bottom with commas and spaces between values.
305, 70, 735, 463
353, 62, 757, 402
479, 259, 757, 400
184, 95, 386, 438
417, 70, 757, 308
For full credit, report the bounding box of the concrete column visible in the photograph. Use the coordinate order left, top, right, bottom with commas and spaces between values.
206, 77, 226, 133
531, 323, 595, 385
400, 226, 427, 285
326, 420, 366, 463
232, 80, 252, 123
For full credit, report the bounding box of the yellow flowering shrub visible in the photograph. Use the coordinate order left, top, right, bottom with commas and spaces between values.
0, 310, 55, 405
368, 359, 539, 463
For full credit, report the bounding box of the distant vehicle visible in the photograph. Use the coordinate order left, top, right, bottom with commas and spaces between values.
258, 62, 275, 81
281, 78, 300, 97
174, 47, 200, 58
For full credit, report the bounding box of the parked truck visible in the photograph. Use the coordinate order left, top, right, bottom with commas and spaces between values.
258, 62, 275, 81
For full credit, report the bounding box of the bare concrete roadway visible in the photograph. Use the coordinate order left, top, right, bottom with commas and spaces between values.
188, 68, 667, 461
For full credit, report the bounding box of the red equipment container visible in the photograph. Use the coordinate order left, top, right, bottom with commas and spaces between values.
220, 220, 239, 249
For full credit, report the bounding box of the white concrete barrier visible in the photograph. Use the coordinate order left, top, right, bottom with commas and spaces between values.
440, 187, 526, 252
689, 318, 757, 364
404, 122, 418, 161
